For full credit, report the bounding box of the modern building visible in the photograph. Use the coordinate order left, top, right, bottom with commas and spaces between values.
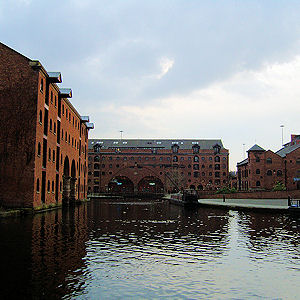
237, 134, 300, 191
87, 139, 229, 194
0, 42, 93, 209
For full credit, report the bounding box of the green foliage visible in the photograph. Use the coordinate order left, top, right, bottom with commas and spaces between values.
216, 186, 237, 194
273, 181, 286, 191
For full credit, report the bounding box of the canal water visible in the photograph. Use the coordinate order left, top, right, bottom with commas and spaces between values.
1, 198, 300, 299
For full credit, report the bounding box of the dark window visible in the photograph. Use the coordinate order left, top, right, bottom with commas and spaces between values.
215, 164, 220, 170
193, 164, 199, 170
202, 172, 205, 176
94, 171, 100, 177
94, 163, 99, 169
267, 170, 272, 176
36, 179, 40, 192
40, 79, 44, 92
256, 156, 260, 162
215, 172, 220, 177
215, 156, 220, 162
194, 156, 199, 162
202, 164, 205, 169
266, 158, 272, 164
94, 156, 100, 162
194, 171, 199, 178
47, 180, 50, 192
192, 145, 200, 154
256, 169, 260, 174
256, 181, 261, 186
37, 143, 41, 156
173, 156, 178, 162
39, 110, 42, 123
277, 170, 282, 176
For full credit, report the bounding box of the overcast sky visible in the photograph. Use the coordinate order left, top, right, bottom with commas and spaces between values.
1, 0, 300, 170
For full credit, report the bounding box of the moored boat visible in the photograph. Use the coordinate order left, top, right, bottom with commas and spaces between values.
167, 189, 199, 207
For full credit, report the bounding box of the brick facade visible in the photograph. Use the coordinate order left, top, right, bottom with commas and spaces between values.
87, 139, 229, 194
237, 135, 300, 191
0, 42, 93, 209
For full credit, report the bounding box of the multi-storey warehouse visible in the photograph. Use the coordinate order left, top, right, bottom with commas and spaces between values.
0, 42, 93, 209
237, 134, 300, 191
88, 139, 229, 194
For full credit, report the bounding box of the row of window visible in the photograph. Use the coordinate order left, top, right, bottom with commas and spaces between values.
92, 155, 226, 162
241, 169, 283, 177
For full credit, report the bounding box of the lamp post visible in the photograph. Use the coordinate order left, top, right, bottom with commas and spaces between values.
280, 125, 284, 146
120, 130, 123, 141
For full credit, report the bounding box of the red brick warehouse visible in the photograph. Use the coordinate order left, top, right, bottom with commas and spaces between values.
0, 42, 94, 209
237, 134, 300, 191
88, 139, 229, 194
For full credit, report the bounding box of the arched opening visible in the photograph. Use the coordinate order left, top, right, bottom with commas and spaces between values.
108, 176, 134, 194
197, 184, 203, 190
190, 184, 196, 190
137, 176, 164, 194
62, 156, 70, 205
70, 160, 77, 203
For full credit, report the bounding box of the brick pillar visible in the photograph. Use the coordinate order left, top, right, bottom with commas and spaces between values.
63, 176, 71, 205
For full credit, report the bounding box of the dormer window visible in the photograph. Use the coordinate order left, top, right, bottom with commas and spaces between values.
213, 144, 221, 154
94, 143, 102, 153
192, 144, 200, 154
172, 144, 179, 153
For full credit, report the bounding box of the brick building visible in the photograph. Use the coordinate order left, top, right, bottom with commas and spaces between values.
88, 139, 229, 194
237, 134, 300, 191
0, 42, 93, 209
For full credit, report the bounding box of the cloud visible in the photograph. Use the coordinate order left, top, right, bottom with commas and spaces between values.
156, 57, 174, 79
89, 55, 300, 170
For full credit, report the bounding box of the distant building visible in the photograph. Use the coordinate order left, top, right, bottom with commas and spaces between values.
0, 42, 93, 209
87, 139, 229, 194
237, 134, 300, 191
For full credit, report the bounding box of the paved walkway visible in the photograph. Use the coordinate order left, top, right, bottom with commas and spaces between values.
198, 198, 290, 210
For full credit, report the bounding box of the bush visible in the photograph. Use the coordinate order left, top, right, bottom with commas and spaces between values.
273, 181, 286, 191
216, 186, 237, 194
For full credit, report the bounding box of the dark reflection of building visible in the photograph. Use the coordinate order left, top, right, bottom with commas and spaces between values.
88, 199, 230, 261
237, 211, 300, 254
0, 204, 89, 299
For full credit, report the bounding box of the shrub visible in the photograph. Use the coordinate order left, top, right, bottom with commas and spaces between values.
273, 181, 286, 191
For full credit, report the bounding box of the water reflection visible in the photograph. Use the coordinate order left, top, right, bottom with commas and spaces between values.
0, 199, 300, 299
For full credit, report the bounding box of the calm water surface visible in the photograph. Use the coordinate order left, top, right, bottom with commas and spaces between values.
1, 198, 300, 299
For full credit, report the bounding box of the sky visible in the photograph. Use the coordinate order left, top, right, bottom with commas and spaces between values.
1, 0, 300, 170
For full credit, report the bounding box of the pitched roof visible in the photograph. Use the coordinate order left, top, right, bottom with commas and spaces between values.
88, 139, 225, 150
247, 144, 265, 152
237, 158, 248, 167
276, 143, 300, 157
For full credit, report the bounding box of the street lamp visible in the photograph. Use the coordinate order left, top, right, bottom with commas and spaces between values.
120, 130, 123, 141
280, 125, 284, 146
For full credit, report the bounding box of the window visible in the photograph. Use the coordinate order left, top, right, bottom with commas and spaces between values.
47, 180, 50, 192
94, 163, 99, 169
266, 158, 272, 164
194, 171, 199, 178
215, 172, 220, 178
202, 164, 205, 169
52, 181, 54, 192
94, 156, 100, 162
193, 164, 199, 170
173, 156, 178, 162
277, 170, 282, 176
50, 91, 53, 103
37, 143, 41, 156
55, 96, 57, 107
39, 110, 43, 123
267, 170, 272, 176
256, 169, 260, 174
40, 79, 44, 92
52, 150, 55, 162
296, 158, 300, 164
194, 156, 199, 162
192, 145, 200, 154
49, 119, 52, 131
215, 156, 220, 162
202, 172, 205, 176
256, 181, 261, 187
36, 179, 40, 192
172, 144, 179, 153
256, 156, 260, 162
215, 164, 220, 170
62, 105, 65, 115
94, 171, 100, 177
48, 148, 51, 161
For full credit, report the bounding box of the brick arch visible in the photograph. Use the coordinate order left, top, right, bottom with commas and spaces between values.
102, 164, 166, 193
137, 176, 164, 193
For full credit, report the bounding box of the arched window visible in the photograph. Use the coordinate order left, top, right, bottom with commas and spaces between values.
266, 158, 272, 164
202, 172, 205, 176
36, 179, 40, 192
50, 91, 53, 103
277, 170, 282, 176
267, 170, 272, 176
215, 164, 220, 170
173, 156, 178, 162
194, 155, 199, 162
193, 164, 199, 170
194, 171, 199, 178
256, 181, 261, 187
37, 143, 41, 156
47, 180, 50, 192
256, 169, 260, 174
94, 156, 100, 162
48, 148, 51, 161
94, 163, 99, 169
192, 144, 200, 154
172, 144, 179, 153
215, 156, 220, 162
215, 172, 220, 177
49, 119, 52, 131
